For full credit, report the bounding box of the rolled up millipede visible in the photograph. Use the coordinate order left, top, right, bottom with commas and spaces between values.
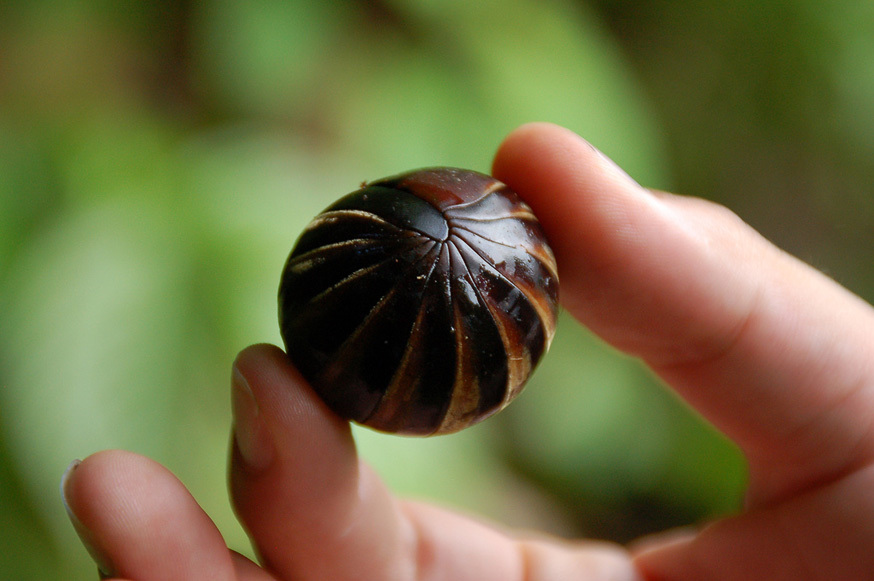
279, 167, 558, 435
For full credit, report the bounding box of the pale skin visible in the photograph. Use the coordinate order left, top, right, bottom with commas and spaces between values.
61, 123, 874, 580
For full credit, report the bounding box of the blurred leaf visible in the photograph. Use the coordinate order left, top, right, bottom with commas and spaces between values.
371, 0, 668, 183
821, 2, 874, 173
499, 312, 671, 498
0, 121, 62, 274
0, 195, 189, 501
53, 110, 182, 207
192, 0, 353, 115
0, 422, 60, 581
177, 125, 374, 351
497, 311, 745, 539
0, 2, 154, 122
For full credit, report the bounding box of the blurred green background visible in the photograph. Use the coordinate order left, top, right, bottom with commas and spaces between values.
1, 0, 873, 578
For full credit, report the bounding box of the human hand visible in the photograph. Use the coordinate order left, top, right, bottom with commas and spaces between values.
61, 123, 874, 580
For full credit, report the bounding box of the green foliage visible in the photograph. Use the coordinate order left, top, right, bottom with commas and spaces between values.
2, 1, 872, 579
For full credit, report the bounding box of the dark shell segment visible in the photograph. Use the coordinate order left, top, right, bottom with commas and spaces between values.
279, 167, 559, 435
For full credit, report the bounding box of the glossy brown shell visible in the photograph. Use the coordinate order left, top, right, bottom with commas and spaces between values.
278, 167, 558, 435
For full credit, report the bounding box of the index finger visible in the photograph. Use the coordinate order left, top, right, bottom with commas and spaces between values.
492, 123, 874, 507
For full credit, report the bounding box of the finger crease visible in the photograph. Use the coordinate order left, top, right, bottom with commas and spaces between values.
516, 541, 538, 581
399, 503, 437, 581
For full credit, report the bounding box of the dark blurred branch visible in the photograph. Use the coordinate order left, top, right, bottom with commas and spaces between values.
147, 0, 204, 123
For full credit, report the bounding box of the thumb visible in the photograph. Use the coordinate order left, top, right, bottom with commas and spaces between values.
229, 344, 415, 579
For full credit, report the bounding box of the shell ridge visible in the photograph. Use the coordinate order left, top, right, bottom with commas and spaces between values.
445, 236, 512, 359
439, 183, 507, 213
286, 236, 413, 269
330, 186, 450, 241
431, 243, 496, 434
449, 221, 519, 250
445, 209, 538, 223
320, 239, 442, 384
306, 209, 408, 234
445, 237, 493, 319
450, 233, 555, 355
456, 234, 557, 349
301, 237, 434, 308
451, 228, 559, 301
442, 185, 531, 219
404, 225, 448, 242
360, 240, 447, 428
523, 243, 560, 285
449, 236, 527, 404
449, 231, 530, 300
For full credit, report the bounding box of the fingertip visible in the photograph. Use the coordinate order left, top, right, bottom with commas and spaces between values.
493, 122, 595, 170
492, 122, 635, 202
229, 342, 359, 513
62, 449, 162, 527
230, 343, 353, 464
62, 450, 234, 581
492, 123, 666, 323
232, 343, 301, 402
229, 345, 414, 580
493, 123, 591, 202
232, 342, 287, 371
61, 452, 124, 578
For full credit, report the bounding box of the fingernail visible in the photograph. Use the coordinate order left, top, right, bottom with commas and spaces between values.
232, 365, 275, 471
60, 460, 117, 579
